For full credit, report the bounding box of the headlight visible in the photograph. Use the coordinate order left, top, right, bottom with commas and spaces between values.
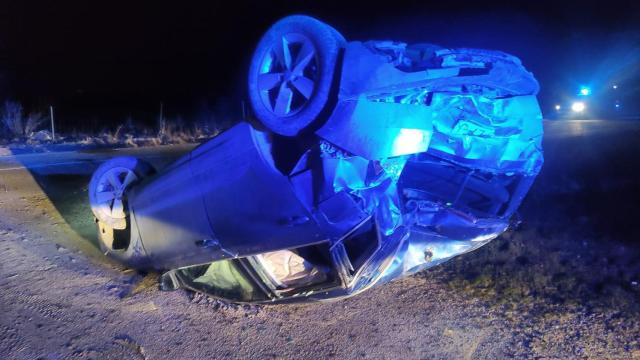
571, 102, 586, 112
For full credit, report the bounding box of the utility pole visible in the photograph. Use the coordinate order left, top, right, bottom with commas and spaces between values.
49, 105, 55, 141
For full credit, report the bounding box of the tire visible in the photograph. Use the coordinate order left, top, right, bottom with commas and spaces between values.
248, 15, 345, 136
88, 156, 154, 254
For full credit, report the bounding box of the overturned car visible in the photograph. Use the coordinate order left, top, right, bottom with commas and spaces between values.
89, 16, 543, 303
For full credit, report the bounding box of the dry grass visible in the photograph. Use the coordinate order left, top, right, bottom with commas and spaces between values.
0, 101, 47, 139
1, 101, 230, 148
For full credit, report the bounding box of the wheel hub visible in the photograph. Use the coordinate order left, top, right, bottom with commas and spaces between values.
257, 33, 318, 117
93, 167, 138, 221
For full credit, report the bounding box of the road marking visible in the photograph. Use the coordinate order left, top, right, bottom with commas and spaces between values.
0, 154, 172, 172
0, 161, 92, 172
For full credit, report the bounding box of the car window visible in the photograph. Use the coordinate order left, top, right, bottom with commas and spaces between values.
174, 260, 268, 302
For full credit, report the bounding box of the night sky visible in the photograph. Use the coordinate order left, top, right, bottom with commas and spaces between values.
1, 0, 639, 130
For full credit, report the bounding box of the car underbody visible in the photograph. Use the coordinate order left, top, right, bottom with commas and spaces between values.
89, 16, 543, 303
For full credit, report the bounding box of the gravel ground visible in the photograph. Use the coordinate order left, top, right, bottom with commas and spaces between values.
1, 120, 639, 359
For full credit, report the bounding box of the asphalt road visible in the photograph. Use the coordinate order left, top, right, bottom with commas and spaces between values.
0, 144, 196, 175
1, 120, 640, 359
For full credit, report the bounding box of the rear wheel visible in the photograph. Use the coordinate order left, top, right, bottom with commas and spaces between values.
88, 156, 154, 254
248, 15, 345, 136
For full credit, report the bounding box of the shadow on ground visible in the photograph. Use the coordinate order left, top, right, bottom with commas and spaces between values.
24, 150, 190, 252
34, 174, 98, 246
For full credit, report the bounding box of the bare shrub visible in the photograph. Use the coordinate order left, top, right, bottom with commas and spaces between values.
24, 112, 46, 136
0, 101, 47, 139
99, 125, 123, 145
157, 117, 184, 144
1, 101, 24, 138
124, 133, 137, 147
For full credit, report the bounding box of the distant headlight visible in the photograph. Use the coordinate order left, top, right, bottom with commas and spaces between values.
571, 102, 586, 112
